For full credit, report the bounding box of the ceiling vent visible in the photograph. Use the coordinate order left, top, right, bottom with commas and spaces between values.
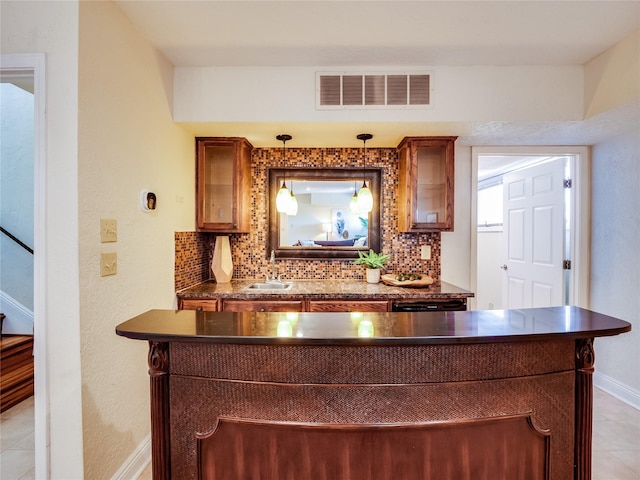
317, 72, 432, 109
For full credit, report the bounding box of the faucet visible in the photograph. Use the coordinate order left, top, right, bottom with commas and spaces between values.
265, 250, 284, 284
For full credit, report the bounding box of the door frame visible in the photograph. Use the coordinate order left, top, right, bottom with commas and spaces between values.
470, 146, 591, 310
0, 53, 48, 478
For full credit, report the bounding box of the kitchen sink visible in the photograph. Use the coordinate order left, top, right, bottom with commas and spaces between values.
245, 282, 293, 291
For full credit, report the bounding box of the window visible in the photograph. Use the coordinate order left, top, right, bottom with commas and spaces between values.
477, 182, 503, 229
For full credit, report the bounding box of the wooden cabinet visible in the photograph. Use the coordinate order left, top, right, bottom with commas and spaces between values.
397, 136, 457, 232
307, 300, 389, 312
222, 299, 304, 312
179, 299, 218, 311
180, 298, 468, 312
196, 137, 253, 232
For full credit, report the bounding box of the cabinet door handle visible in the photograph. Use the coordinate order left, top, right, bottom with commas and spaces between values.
500, 264, 508, 270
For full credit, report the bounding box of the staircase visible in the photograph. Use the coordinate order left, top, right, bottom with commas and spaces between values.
1, 317, 34, 412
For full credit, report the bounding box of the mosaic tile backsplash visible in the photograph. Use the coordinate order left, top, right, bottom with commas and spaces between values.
175, 146, 442, 290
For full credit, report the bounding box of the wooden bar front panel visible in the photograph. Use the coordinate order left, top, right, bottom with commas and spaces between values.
197, 415, 550, 480
166, 341, 575, 479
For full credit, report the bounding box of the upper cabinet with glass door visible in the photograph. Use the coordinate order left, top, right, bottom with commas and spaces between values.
397, 136, 457, 232
196, 137, 253, 232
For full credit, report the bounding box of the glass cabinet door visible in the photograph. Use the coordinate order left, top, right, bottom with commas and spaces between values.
196, 137, 252, 232
415, 145, 446, 225
203, 144, 234, 224
398, 136, 456, 232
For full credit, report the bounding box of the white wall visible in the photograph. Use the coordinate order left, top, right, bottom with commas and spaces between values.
441, 144, 472, 289
174, 65, 584, 124
78, 1, 194, 477
584, 29, 640, 402
590, 129, 640, 396
1, 1, 84, 477
476, 231, 503, 310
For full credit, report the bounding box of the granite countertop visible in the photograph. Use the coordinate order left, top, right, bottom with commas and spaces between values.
177, 279, 474, 301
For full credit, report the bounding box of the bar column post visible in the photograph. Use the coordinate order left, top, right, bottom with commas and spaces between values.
148, 341, 170, 480
574, 337, 595, 480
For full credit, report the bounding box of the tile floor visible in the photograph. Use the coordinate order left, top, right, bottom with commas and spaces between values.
1, 388, 638, 479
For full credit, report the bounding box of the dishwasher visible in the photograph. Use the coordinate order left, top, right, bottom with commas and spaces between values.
391, 299, 467, 312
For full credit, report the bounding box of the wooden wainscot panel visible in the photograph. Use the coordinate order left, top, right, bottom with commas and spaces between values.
196, 414, 550, 480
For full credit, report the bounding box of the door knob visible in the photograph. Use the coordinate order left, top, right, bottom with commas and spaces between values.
500, 264, 508, 270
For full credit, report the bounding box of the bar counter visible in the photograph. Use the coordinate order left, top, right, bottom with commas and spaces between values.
116, 307, 630, 480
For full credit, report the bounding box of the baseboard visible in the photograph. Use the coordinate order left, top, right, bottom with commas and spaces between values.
594, 371, 640, 411
0, 290, 34, 334
111, 434, 151, 480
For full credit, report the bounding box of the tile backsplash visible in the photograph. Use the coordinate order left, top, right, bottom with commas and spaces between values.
175, 146, 441, 291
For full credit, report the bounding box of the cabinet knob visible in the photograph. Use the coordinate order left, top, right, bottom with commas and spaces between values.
500, 264, 508, 270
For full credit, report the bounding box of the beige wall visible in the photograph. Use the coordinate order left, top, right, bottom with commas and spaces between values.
584, 29, 640, 118
78, 1, 193, 477
1, 1, 84, 477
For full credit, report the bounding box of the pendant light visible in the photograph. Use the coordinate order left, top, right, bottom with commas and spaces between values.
356, 133, 373, 213
275, 134, 292, 213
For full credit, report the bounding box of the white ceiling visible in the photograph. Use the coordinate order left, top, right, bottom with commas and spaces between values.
115, 1, 640, 67
113, 1, 640, 148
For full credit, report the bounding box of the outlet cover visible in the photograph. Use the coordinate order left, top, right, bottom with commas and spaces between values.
420, 245, 431, 260
100, 219, 117, 243
100, 252, 117, 276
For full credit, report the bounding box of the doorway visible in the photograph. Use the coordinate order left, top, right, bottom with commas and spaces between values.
470, 146, 590, 311
0, 54, 47, 479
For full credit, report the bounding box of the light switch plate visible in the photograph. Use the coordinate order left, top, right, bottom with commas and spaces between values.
100, 252, 117, 276
420, 245, 431, 260
100, 219, 117, 243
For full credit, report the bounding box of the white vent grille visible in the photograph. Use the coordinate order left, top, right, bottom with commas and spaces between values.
317, 72, 432, 109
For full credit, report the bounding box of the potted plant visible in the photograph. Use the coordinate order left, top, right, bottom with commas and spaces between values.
353, 249, 391, 284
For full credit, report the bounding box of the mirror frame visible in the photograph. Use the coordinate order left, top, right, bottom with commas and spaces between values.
267, 167, 382, 259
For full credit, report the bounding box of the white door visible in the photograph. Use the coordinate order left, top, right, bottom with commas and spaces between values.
502, 159, 566, 309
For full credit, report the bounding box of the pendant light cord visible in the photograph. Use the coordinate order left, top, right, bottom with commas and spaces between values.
276, 133, 292, 186
356, 133, 373, 188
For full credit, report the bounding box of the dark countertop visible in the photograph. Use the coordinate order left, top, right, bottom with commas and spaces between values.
116, 306, 631, 346
176, 279, 474, 300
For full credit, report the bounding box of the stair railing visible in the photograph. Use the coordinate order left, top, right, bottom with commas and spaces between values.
0, 226, 33, 255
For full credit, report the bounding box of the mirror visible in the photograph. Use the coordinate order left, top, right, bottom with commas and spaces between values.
268, 168, 382, 259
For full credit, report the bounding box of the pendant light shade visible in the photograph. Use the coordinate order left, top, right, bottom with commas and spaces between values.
357, 182, 373, 213
276, 182, 291, 212
275, 134, 293, 214
356, 133, 373, 213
